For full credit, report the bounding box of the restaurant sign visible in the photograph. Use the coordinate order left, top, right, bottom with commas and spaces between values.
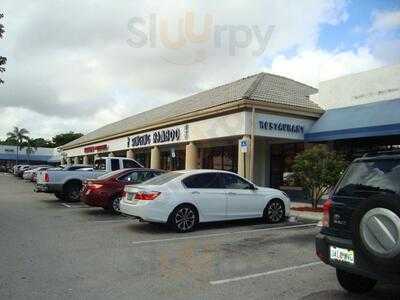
256, 113, 315, 140
127, 125, 189, 149
84, 144, 109, 153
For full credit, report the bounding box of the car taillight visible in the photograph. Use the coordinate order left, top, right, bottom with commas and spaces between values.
87, 182, 103, 189
134, 191, 161, 201
322, 199, 333, 228
44, 172, 49, 182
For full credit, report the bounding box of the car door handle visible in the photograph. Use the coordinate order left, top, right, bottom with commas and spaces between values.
191, 191, 200, 195
227, 192, 237, 196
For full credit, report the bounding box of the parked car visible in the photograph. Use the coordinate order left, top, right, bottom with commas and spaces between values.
23, 166, 53, 181
316, 151, 400, 294
13, 164, 29, 177
35, 157, 143, 202
81, 168, 165, 213
120, 170, 290, 232
16, 165, 36, 178
13, 164, 23, 175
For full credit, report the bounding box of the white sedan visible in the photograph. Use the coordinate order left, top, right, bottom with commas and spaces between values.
120, 170, 290, 232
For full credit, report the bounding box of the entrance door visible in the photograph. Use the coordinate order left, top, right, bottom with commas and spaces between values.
161, 150, 186, 171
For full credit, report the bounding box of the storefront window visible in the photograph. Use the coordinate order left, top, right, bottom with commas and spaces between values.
161, 150, 185, 171
203, 145, 237, 173
135, 152, 151, 168
270, 143, 304, 188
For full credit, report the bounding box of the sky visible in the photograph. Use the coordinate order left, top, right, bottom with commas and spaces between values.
0, 0, 399, 140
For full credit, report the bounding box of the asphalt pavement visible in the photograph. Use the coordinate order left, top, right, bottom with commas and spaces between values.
0, 173, 399, 300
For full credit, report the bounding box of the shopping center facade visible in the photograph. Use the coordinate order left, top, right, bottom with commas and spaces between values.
61, 64, 400, 189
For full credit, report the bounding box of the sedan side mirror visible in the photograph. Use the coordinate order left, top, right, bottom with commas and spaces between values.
246, 184, 257, 190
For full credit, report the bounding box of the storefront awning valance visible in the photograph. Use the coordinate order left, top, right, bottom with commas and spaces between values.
305, 98, 400, 142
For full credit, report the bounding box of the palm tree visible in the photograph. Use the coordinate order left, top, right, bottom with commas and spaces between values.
6, 127, 30, 163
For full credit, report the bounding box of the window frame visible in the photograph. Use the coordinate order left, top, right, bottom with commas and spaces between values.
122, 159, 142, 169
220, 173, 255, 190
182, 172, 224, 189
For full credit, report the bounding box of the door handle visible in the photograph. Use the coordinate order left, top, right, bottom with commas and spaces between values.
227, 192, 237, 196
191, 191, 200, 195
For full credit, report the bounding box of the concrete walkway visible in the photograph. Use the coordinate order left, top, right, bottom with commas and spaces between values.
290, 202, 323, 222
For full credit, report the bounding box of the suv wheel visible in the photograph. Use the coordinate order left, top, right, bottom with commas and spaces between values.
336, 269, 377, 294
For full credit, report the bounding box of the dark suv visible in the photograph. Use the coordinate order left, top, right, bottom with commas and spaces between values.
316, 151, 400, 294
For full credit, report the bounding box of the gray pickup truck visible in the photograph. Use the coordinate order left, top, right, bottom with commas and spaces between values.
35, 157, 143, 202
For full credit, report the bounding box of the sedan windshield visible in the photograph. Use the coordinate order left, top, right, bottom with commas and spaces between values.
335, 159, 400, 197
141, 171, 183, 186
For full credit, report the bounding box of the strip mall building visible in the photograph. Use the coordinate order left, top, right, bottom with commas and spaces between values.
61, 64, 400, 190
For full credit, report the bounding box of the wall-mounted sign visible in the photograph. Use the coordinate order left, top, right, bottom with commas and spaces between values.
259, 120, 304, 134
127, 125, 189, 149
84, 144, 108, 153
239, 139, 248, 153
256, 113, 315, 140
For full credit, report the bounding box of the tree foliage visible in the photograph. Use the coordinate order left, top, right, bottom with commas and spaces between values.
292, 144, 347, 208
7, 127, 30, 146
1, 129, 84, 148
52, 132, 84, 147
30, 138, 54, 148
6, 127, 30, 162
0, 13, 6, 84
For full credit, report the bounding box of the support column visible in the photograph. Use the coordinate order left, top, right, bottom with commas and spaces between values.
126, 149, 134, 159
83, 155, 89, 165
108, 152, 115, 158
238, 136, 252, 180
150, 146, 161, 169
73, 157, 79, 165
185, 142, 198, 170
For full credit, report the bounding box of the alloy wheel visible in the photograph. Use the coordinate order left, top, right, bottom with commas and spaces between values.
268, 201, 284, 223
175, 207, 196, 231
112, 198, 120, 212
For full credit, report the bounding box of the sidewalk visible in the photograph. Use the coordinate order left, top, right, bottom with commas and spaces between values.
290, 202, 323, 222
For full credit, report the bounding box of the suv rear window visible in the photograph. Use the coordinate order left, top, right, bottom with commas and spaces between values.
335, 159, 400, 197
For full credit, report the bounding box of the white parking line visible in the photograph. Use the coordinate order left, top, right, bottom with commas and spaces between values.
92, 219, 129, 223
61, 203, 72, 208
130, 223, 318, 246
210, 261, 323, 285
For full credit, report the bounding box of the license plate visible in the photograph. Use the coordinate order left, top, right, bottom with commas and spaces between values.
330, 246, 355, 264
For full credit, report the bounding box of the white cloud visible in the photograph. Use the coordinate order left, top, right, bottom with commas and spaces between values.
0, 0, 395, 141
266, 47, 383, 89
370, 10, 400, 32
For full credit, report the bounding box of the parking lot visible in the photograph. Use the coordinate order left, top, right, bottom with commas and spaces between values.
1, 173, 399, 300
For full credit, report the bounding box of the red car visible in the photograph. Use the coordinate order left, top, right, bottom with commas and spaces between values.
81, 168, 165, 213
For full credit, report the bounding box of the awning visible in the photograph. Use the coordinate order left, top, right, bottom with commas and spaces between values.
305, 98, 400, 142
